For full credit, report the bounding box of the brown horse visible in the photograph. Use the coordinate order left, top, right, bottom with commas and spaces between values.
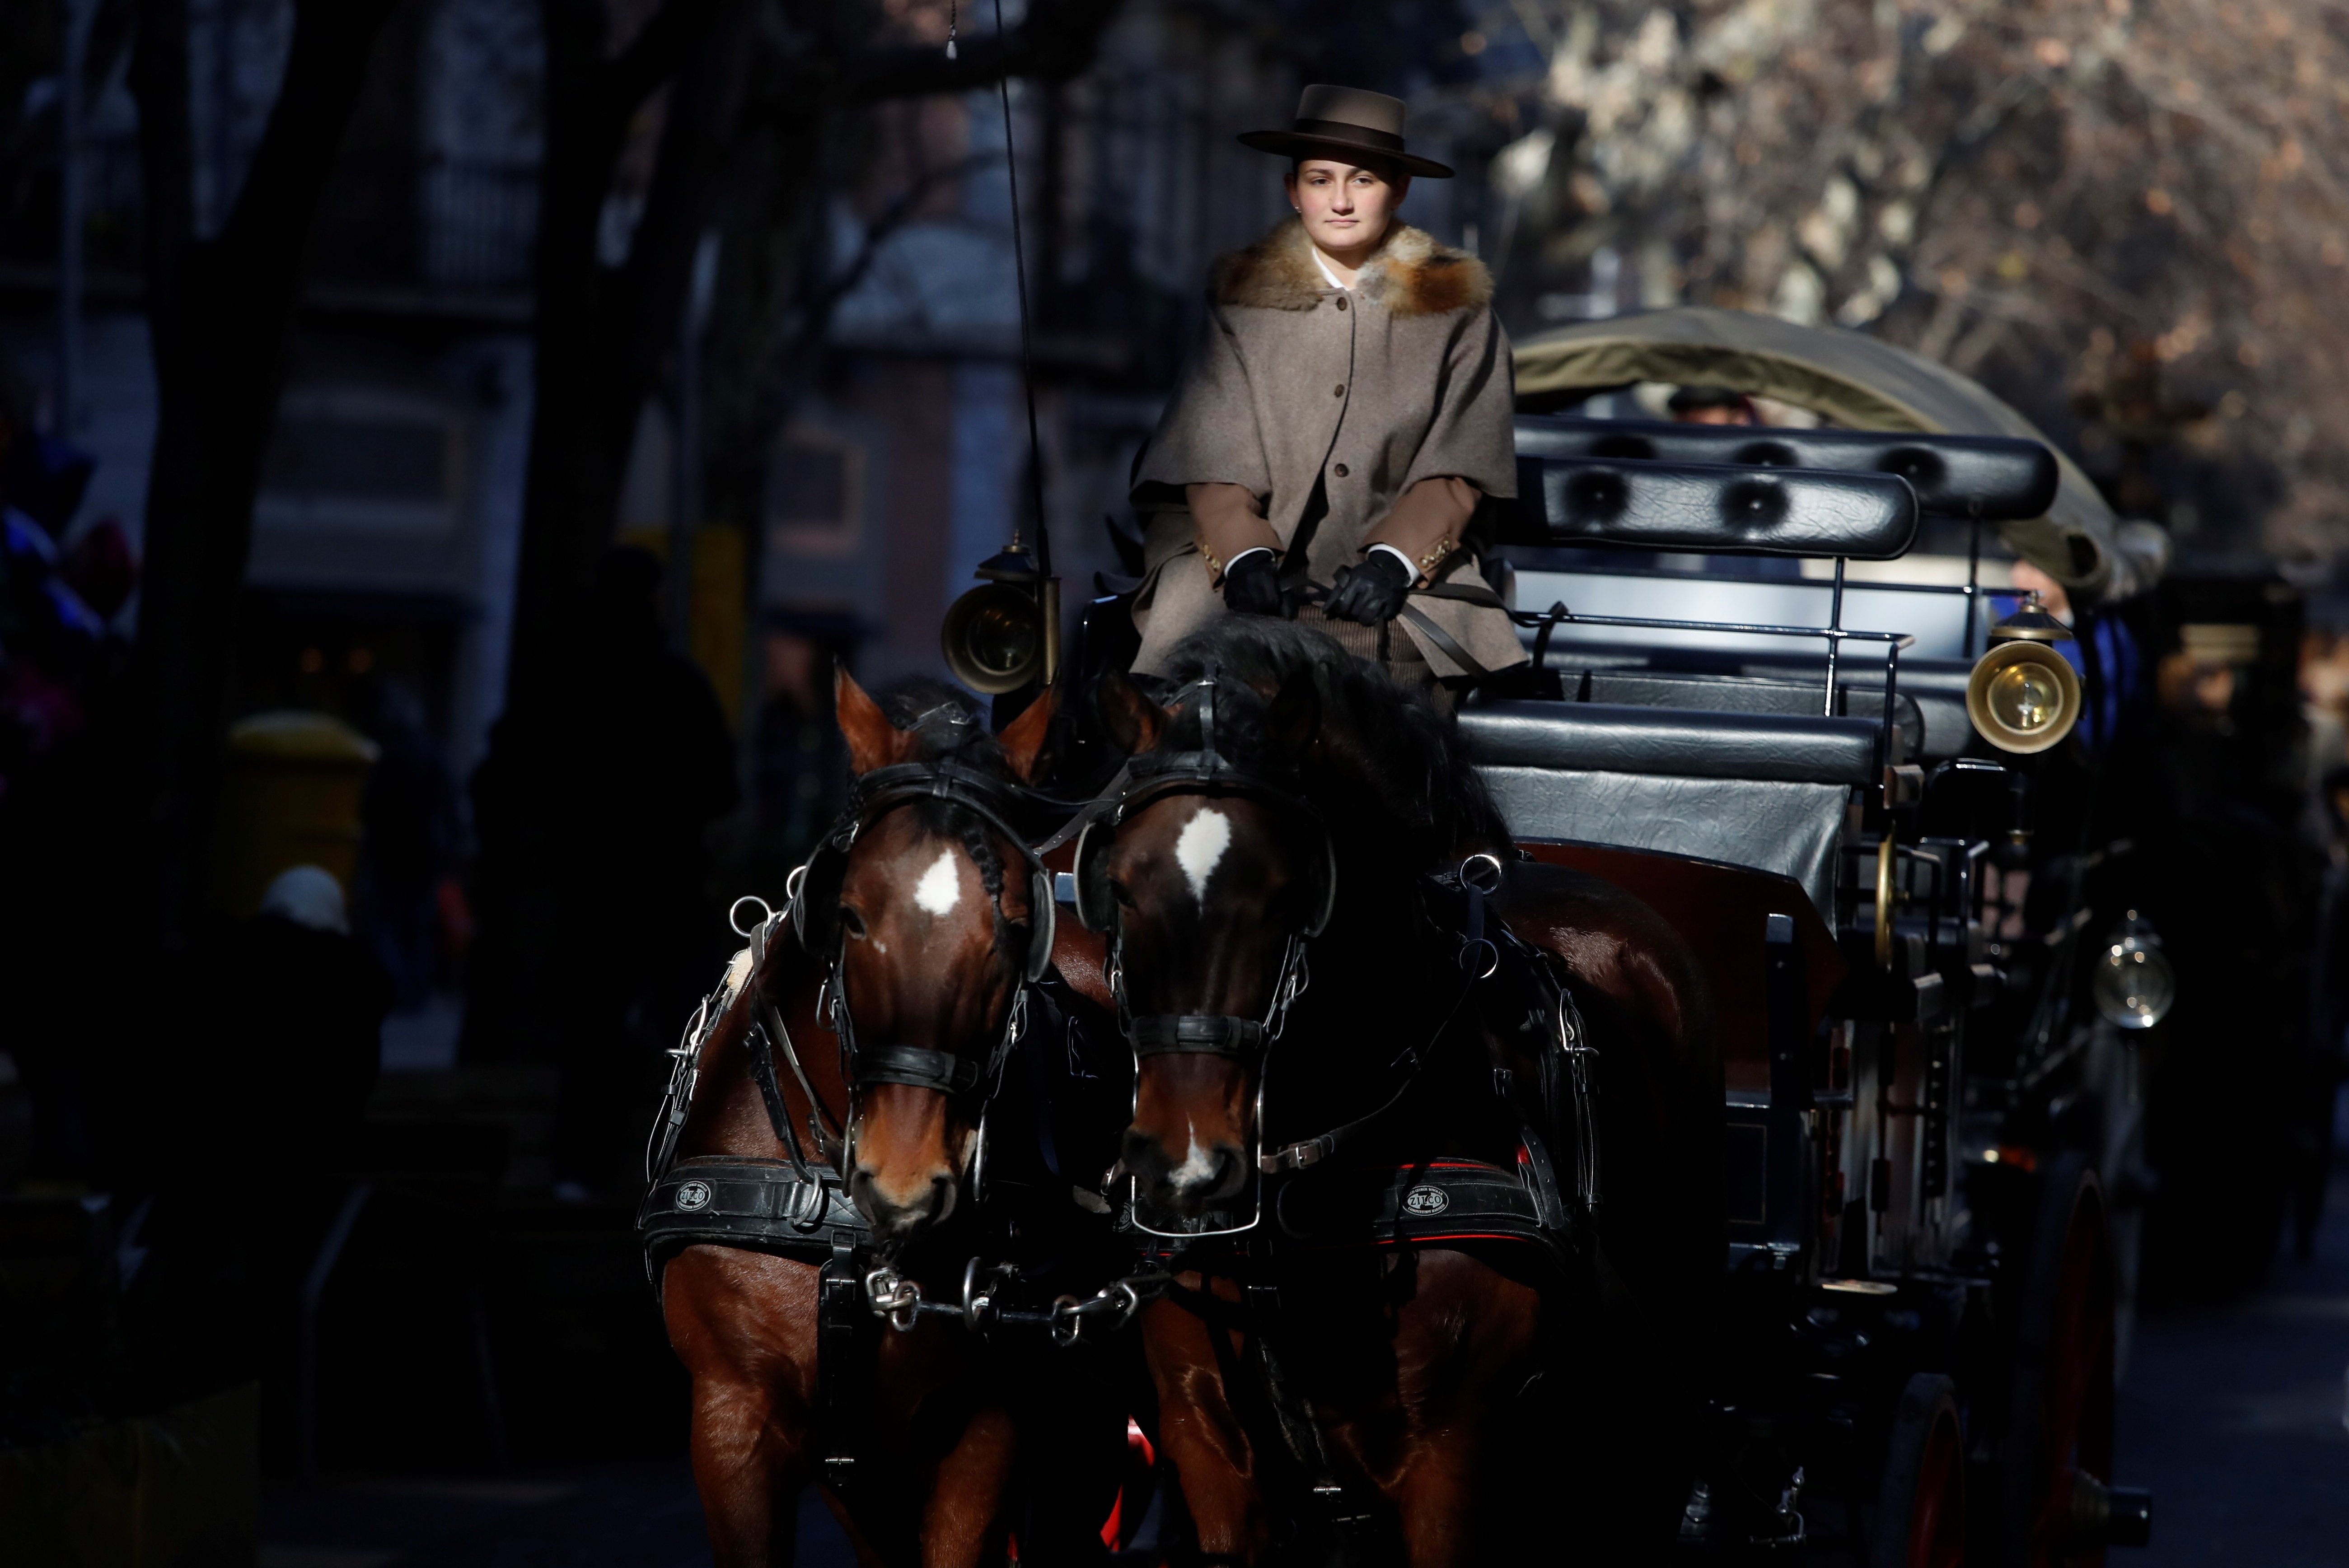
650, 672, 1063, 1567
1086, 619, 1723, 1565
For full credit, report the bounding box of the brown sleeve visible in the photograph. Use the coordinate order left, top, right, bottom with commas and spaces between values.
1185, 482, 1282, 583
1363, 476, 1479, 583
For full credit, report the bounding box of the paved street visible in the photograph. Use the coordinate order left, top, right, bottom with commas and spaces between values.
261, 1464, 850, 1568
262, 1094, 2348, 1567
2113, 1092, 2349, 1567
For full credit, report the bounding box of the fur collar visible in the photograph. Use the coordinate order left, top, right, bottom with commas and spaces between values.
1213, 219, 1492, 318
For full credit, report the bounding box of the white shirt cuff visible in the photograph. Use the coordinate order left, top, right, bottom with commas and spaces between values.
1367, 543, 1417, 580
1223, 546, 1275, 573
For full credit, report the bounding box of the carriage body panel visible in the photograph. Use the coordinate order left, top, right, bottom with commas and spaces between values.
1452, 385, 2151, 1559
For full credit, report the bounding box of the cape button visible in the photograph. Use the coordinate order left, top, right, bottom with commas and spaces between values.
1333, 463, 1350, 478
1335, 296, 1348, 311
1333, 383, 1346, 397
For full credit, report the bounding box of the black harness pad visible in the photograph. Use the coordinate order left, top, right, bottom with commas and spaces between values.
639, 1157, 868, 1275
1272, 1159, 1576, 1273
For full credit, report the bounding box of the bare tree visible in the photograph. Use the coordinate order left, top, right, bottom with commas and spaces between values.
1483, 0, 2349, 555
505, 0, 1122, 710
128, 0, 405, 946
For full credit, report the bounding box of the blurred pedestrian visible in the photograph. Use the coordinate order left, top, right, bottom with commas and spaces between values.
1666, 384, 1759, 425
752, 627, 846, 874
479, 547, 737, 1199
352, 677, 460, 1011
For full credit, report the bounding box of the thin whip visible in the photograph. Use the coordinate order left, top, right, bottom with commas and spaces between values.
989, 0, 1051, 577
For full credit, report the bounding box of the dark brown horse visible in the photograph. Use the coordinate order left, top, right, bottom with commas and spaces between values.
1087, 619, 1723, 1565
651, 673, 1062, 1567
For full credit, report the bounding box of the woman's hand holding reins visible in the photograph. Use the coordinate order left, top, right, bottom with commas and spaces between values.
1325, 550, 1413, 624
1221, 548, 1285, 616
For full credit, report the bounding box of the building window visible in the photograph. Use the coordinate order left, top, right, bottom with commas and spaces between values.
767, 433, 863, 559
266, 418, 453, 505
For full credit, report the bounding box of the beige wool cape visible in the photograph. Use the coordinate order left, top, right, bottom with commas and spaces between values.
1128, 218, 1527, 681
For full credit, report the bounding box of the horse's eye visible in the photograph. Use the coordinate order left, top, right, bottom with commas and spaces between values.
838, 907, 868, 939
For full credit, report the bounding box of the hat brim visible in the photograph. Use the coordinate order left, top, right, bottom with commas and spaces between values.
1237, 129, 1454, 179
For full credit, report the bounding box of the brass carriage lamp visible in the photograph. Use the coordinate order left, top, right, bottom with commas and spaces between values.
1965, 590, 2083, 754
942, 533, 1061, 695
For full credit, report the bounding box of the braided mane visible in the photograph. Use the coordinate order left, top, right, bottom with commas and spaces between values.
865, 676, 1012, 949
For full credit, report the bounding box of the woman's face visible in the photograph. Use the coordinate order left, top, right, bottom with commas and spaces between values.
1286, 159, 1408, 256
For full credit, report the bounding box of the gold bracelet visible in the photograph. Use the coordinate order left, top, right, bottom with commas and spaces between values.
1416, 537, 1456, 572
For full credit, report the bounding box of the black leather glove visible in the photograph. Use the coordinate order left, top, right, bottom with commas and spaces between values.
1221, 549, 1285, 616
1324, 550, 1413, 625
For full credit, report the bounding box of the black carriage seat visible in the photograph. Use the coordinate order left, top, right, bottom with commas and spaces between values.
1459, 700, 1877, 923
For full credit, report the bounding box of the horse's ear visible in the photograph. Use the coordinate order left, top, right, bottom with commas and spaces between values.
1095, 670, 1167, 757
1264, 670, 1322, 764
997, 685, 1058, 785
836, 666, 913, 775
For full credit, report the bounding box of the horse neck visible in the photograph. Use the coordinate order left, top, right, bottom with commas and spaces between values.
678, 943, 848, 1168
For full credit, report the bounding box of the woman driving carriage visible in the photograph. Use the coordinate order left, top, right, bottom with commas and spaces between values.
1127, 86, 1528, 699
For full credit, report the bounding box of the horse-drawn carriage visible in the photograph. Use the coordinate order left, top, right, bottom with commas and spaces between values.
636, 312, 2165, 1567
1457, 309, 2169, 1563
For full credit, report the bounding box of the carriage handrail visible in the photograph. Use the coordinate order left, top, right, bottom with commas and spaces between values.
1506, 595, 1916, 728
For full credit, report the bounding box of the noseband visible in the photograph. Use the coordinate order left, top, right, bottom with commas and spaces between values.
795, 722, 1054, 1117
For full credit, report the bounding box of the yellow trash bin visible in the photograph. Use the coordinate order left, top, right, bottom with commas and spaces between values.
218, 711, 380, 917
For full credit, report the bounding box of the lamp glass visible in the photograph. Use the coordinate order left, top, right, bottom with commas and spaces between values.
1988, 661, 2064, 735
2092, 940, 2176, 1030
965, 600, 1039, 680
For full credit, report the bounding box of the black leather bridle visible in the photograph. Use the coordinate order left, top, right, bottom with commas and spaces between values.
793, 721, 1056, 1123
1072, 670, 1337, 1237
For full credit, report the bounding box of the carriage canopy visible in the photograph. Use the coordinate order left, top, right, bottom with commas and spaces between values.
1511, 307, 2167, 603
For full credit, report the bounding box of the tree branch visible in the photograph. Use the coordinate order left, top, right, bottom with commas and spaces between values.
787, 153, 990, 362
604, 0, 721, 117
840, 0, 1120, 101
129, 0, 194, 381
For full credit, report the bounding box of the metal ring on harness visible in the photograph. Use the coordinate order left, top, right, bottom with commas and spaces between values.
730, 895, 776, 939
1459, 852, 1505, 895
866, 1266, 925, 1332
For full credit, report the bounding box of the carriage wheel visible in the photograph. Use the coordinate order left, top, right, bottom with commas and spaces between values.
1874, 1373, 1965, 1568
2003, 1153, 2116, 1568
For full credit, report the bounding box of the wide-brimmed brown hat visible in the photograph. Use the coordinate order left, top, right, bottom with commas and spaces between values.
1238, 85, 1454, 179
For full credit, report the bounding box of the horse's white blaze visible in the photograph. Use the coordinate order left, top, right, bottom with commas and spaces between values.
1176, 807, 1232, 903
1172, 1121, 1219, 1190
913, 849, 962, 916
